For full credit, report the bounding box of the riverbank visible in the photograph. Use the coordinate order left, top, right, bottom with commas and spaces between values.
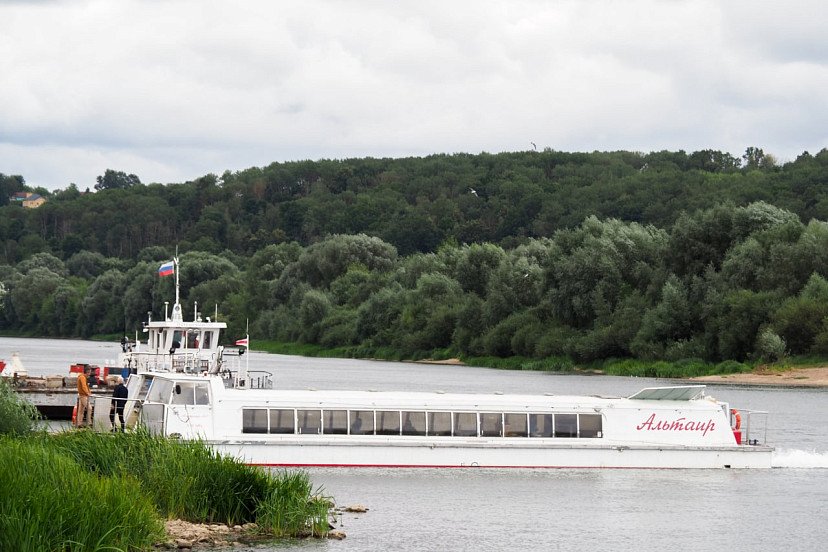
418, 356, 828, 388
690, 366, 828, 387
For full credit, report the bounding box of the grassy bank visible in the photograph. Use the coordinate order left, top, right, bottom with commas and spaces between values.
252, 340, 819, 379
0, 377, 331, 550
0, 431, 331, 550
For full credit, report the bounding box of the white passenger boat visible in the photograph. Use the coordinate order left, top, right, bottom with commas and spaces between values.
111, 257, 774, 469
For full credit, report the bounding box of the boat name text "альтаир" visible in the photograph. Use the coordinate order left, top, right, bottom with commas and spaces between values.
636, 414, 716, 436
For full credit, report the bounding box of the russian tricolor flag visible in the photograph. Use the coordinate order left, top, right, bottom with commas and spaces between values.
158, 261, 175, 277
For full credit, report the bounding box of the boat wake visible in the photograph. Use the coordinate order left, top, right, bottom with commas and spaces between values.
771, 448, 828, 468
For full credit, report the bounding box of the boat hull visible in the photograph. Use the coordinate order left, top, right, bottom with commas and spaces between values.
211, 438, 773, 469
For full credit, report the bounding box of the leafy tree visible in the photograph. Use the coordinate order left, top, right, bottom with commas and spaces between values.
95, 169, 141, 191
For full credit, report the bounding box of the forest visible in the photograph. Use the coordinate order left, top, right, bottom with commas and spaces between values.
2, 147, 828, 366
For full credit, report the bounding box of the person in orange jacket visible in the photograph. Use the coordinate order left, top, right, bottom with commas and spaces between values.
76, 365, 92, 427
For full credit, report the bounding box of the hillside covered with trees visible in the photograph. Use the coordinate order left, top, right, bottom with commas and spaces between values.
2, 148, 828, 366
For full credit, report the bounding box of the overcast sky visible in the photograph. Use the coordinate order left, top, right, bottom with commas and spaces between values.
1, 0, 826, 191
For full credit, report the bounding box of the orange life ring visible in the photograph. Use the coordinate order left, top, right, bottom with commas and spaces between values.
730, 408, 741, 430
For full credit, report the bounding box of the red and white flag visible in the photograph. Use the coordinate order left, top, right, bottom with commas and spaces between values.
235, 337, 249, 347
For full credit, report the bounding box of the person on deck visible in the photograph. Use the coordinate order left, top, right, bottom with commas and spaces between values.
110, 376, 128, 432
76, 365, 92, 427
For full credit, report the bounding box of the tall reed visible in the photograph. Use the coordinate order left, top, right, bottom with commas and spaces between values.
0, 436, 163, 552
0, 376, 41, 436
45, 429, 331, 533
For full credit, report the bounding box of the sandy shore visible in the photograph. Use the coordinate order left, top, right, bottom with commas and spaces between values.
420, 358, 828, 387
689, 366, 828, 387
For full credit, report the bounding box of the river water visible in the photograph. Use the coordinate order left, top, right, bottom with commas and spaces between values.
2, 337, 826, 551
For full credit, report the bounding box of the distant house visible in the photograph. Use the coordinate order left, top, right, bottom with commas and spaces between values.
10, 192, 46, 208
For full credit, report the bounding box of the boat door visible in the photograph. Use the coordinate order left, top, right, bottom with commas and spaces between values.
164, 380, 213, 438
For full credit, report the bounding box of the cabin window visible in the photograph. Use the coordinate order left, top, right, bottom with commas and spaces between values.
402, 411, 426, 435
172, 330, 183, 350
555, 414, 578, 438
504, 413, 528, 437
269, 409, 295, 434
194, 383, 210, 405
350, 410, 374, 435
453, 412, 477, 437
323, 410, 348, 434
579, 414, 602, 438
138, 377, 154, 401
376, 411, 401, 435
186, 331, 199, 349
242, 409, 268, 434
171, 382, 196, 405
427, 412, 451, 436
480, 412, 503, 437
202, 332, 212, 349
297, 409, 322, 435
147, 379, 174, 404
529, 414, 554, 437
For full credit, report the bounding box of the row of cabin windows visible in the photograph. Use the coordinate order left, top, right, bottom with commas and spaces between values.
242, 409, 603, 438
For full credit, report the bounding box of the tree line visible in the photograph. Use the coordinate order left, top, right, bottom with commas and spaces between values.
3, 201, 828, 364
3, 148, 828, 364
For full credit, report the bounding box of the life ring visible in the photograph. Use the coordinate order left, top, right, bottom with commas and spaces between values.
730, 408, 741, 430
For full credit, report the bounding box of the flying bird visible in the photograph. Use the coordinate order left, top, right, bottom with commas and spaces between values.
469, 188, 478, 196
530, 142, 537, 151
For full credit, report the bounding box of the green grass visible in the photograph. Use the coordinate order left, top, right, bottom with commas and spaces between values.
44, 430, 332, 533
0, 427, 333, 549
0, 436, 164, 552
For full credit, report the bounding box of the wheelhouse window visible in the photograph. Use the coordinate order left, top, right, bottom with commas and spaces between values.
297, 409, 321, 435
147, 379, 174, 404
578, 414, 602, 438
243, 409, 268, 434
323, 410, 348, 434
555, 414, 578, 438
171, 381, 195, 404
480, 413, 503, 437
504, 413, 528, 437
427, 412, 451, 436
402, 411, 426, 435
269, 409, 295, 434
350, 410, 374, 435
453, 412, 477, 436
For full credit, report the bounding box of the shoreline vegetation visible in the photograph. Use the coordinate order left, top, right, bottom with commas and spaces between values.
251, 339, 828, 387
0, 378, 333, 551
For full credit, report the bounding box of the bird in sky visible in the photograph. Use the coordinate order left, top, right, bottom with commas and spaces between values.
530, 142, 537, 151
469, 188, 478, 196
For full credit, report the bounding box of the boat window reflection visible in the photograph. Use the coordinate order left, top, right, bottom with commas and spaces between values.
323, 410, 348, 434
555, 414, 578, 438
480, 413, 503, 437
297, 409, 321, 435
427, 412, 451, 436
402, 411, 426, 435
242, 408, 268, 434
453, 412, 477, 437
147, 379, 174, 404
350, 410, 374, 435
376, 411, 401, 435
269, 409, 294, 434
504, 413, 528, 437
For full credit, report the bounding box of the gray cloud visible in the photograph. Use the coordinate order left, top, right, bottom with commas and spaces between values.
1, 0, 826, 190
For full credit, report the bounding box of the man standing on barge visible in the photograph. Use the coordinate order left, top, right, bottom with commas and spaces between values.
76, 365, 92, 427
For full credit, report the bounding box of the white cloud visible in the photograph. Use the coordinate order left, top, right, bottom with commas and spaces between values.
1, 0, 826, 189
